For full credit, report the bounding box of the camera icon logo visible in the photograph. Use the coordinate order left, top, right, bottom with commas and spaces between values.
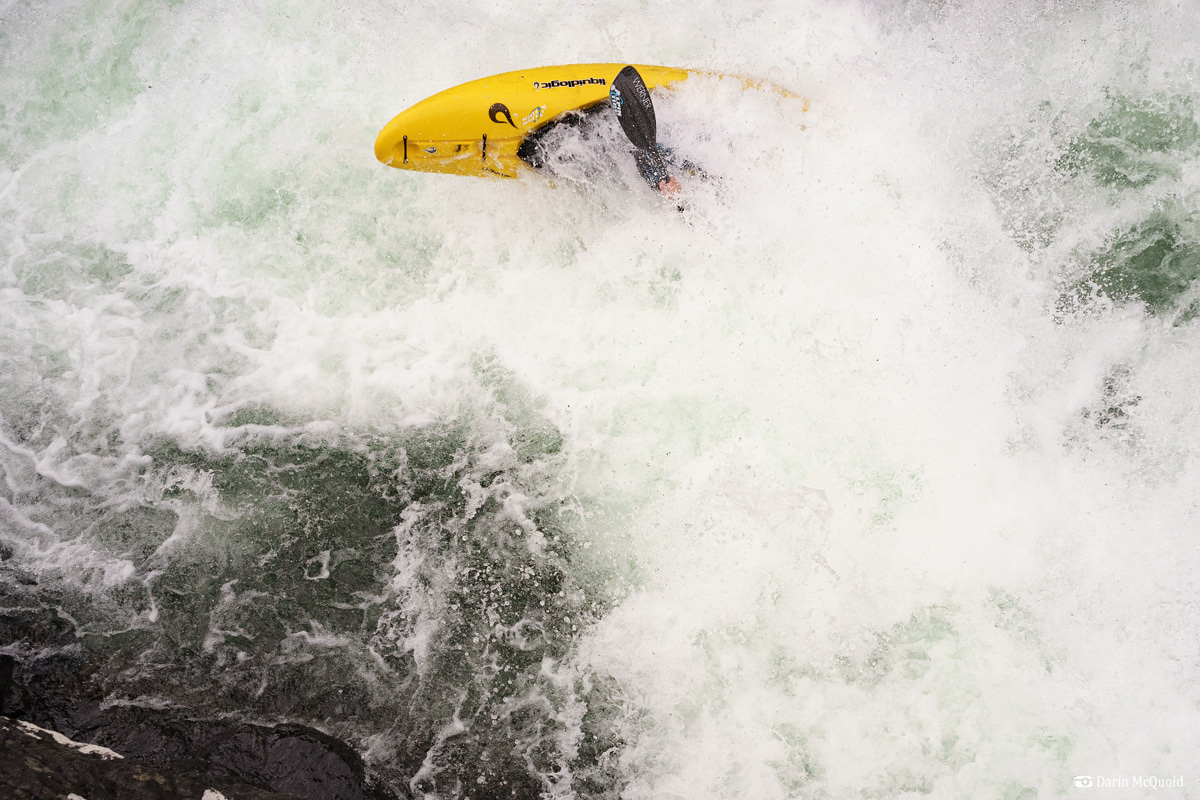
1074, 776, 1094, 788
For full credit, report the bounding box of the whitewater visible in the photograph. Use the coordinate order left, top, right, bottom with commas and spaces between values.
2, 0, 1198, 798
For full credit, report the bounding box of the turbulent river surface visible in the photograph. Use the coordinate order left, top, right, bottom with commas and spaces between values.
2, 0, 1199, 798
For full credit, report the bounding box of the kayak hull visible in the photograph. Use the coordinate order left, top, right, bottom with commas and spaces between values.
374, 64, 692, 179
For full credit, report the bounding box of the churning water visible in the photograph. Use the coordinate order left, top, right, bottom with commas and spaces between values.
2, 0, 1199, 797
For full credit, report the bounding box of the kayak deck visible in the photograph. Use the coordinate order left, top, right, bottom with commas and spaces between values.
374, 64, 691, 179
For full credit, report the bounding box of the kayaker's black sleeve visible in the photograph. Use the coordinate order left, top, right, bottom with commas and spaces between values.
634, 146, 670, 189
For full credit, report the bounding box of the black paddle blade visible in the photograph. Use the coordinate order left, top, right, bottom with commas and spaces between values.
610, 65, 657, 151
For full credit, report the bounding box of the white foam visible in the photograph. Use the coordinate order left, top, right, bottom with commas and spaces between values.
15, 719, 124, 760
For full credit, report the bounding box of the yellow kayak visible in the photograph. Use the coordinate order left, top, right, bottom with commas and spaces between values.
374, 63, 693, 179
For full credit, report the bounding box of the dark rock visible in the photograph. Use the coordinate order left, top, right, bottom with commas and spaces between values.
0, 644, 92, 732
0, 642, 401, 800
67, 708, 391, 800
0, 715, 303, 800
0, 653, 13, 714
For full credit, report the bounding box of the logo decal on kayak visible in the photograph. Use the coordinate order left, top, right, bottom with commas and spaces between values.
489, 103, 517, 128
522, 105, 546, 126
533, 78, 606, 90
609, 87, 623, 117
423, 146, 436, 154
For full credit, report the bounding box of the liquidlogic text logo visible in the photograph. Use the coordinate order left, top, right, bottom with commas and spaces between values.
532, 77, 606, 90
1074, 775, 1185, 789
